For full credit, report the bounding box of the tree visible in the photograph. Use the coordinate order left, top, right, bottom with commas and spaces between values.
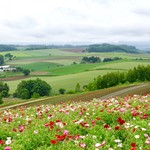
81, 56, 101, 64
22, 69, 30, 76
75, 83, 81, 93
0, 55, 4, 65
15, 78, 52, 99
0, 82, 9, 97
0, 94, 3, 104
4, 53, 14, 60
59, 88, 66, 94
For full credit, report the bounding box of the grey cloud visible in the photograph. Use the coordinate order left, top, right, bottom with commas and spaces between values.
2, 16, 38, 29
56, 7, 87, 20
133, 8, 150, 16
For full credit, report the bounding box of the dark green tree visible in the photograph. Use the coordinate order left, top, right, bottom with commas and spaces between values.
15, 78, 51, 99
0, 82, 9, 97
22, 69, 30, 76
0, 55, 4, 65
4, 53, 14, 60
59, 88, 66, 94
0, 94, 3, 104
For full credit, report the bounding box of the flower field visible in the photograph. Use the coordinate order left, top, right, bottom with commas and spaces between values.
0, 95, 150, 150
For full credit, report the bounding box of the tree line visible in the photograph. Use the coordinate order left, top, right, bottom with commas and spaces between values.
86, 43, 140, 54
85, 65, 150, 91
81, 56, 122, 64
0, 45, 16, 52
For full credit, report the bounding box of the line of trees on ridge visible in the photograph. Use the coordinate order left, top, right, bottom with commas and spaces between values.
86, 43, 140, 53
85, 65, 150, 91
81, 56, 122, 64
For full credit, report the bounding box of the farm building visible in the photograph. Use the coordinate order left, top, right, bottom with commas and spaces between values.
0, 65, 16, 72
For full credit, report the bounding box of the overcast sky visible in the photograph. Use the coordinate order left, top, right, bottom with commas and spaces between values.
0, 0, 150, 45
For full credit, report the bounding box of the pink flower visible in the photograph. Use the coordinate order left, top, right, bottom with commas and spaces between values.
79, 143, 86, 148
63, 130, 69, 135
4, 146, 11, 150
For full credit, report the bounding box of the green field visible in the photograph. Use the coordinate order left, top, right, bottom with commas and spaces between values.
1, 48, 150, 95
5, 61, 150, 95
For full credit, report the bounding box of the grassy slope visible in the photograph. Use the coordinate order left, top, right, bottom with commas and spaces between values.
5, 60, 150, 94
1, 83, 150, 109
2, 49, 150, 95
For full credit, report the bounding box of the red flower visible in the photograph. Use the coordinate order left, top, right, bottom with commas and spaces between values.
96, 117, 101, 120
104, 124, 109, 128
133, 128, 136, 132
132, 112, 140, 117
130, 148, 136, 150
13, 128, 17, 132
0, 139, 5, 145
131, 142, 136, 147
115, 125, 120, 130
141, 114, 148, 119
50, 140, 58, 144
117, 117, 125, 125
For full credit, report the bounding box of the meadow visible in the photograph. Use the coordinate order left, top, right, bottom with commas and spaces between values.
0, 94, 149, 150
1, 48, 150, 95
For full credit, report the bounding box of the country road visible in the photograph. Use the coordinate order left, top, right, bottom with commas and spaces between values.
0, 83, 150, 111
100, 83, 150, 99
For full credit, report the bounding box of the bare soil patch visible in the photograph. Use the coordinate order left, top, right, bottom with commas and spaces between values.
31, 71, 49, 75
0, 76, 30, 81
61, 48, 85, 53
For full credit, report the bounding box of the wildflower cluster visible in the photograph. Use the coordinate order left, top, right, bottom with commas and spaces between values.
0, 94, 149, 150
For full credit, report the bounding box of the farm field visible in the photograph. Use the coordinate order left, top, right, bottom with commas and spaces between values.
0, 94, 149, 150
1, 48, 150, 95
5, 61, 150, 95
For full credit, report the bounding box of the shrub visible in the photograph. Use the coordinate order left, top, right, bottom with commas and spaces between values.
0, 82, 9, 97
32, 93, 40, 98
66, 90, 75, 94
22, 69, 30, 76
0, 94, 3, 104
59, 88, 66, 94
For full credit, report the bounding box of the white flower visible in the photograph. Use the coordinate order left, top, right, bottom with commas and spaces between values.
108, 148, 114, 150
135, 135, 140, 139
141, 128, 146, 131
6, 137, 12, 145
118, 143, 122, 147
95, 143, 101, 148
92, 135, 97, 139
114, 139, 122, 143
33, 130, 38, 134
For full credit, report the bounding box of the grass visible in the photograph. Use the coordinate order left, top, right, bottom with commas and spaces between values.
6, 69, 124, 95
5, 59, 150, 95
18, 62, 59, 71
0, 98, 26, 108
2, 49, 150, 95
2, 82, 150, 109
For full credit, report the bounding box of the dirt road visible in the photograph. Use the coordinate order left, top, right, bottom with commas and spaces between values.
0, 83, 149, 111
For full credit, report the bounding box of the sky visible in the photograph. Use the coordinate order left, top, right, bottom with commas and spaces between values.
0, 0, 150, 45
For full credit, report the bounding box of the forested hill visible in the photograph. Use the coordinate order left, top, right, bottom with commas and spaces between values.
0, 45, 17, 52
86, 43, 141, 53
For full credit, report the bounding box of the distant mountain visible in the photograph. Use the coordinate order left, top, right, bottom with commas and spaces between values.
0, 45, 17, 52
25, 44, 87, 50
86, 43, 141, 53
